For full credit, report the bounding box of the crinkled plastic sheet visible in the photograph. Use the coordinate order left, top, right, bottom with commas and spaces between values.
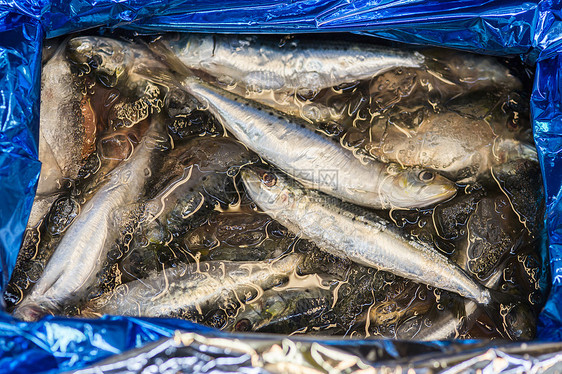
71, 332, 562, 374
0, 12, 42, 293
0, 0, 562, 373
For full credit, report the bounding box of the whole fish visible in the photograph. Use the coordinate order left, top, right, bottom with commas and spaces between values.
77, 255, 303, 318
13, 119, 168, 321
241, 166, 496, 305
181, 77, 456, 209
221, 284, 334, 333
367, 109, 537, 183
164, 34, 425, 95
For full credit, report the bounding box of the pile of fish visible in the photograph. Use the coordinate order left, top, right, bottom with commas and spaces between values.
5, 33, 546, 340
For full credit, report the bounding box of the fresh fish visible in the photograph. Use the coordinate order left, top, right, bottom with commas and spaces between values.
221, 284, 334, 333
13, 118, 168, 321
142, 137, 255, 240
181, 77, 456, 209
226, 86, 346, 125
164, 34, 425, 95
241, 166, 495, 305
77, 255, 303, 319
424, 49, 522, 92
37, 39, 97, 201
396, 270, 503, 341
367, 109, 537, 183
67, 37, 162, 87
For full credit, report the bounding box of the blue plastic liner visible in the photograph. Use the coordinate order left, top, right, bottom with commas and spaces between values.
0, 11, 42, 292
0, 0, 561, 372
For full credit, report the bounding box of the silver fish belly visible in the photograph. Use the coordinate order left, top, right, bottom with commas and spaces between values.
79, 255, 303, 318
13, 120, 166, 321
181, 78, 455, 209
167, 34, 425, 94
241, 167, 491, 305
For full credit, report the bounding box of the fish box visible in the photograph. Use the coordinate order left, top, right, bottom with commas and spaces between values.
1, 1, 562, 372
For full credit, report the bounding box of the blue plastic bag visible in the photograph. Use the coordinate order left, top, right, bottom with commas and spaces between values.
0, 1, 561, 372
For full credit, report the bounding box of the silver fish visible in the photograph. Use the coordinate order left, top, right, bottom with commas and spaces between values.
241, 166, 493, 305
181, 77, 456, 209
78, 255, 303, 318
368, 110, 537, 183
38, 40, 96, 198
165, 34, 425, 95
397, 270, 503, 341
13, 119, 168, 321
223, 283, 334, 333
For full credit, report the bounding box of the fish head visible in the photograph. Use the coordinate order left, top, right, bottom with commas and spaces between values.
67, 37, 131, 86
386, 164, 457, 208
227, 292, 288, 332
241, 166, 304, 212
169, 34, 215, 66
12, 302, 53, 322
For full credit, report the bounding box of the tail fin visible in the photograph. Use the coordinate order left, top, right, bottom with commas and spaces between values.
481, 288, 525, 340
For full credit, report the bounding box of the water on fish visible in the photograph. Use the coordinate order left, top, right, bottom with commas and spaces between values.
5, 34, 545, 340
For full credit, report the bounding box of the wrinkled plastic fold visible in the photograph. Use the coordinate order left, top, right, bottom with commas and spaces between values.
0, 12, 42, 292
73, 332, 562, 373
0, 0, 561, 373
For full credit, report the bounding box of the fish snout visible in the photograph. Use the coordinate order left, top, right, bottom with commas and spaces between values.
12, 303, 51, 322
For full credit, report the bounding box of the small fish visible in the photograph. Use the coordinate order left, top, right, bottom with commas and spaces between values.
181, 77, 456, 209
367, 109, 537, 183
77, 254, 303, 319
222, 284, 334, 333
424, 50, 522, 92
141, 136, 256, 241
13, 118, 168, 321
38, 39, 97, 198
164, 34, 425, 95
67, 37, 158, 86
396, 269, 503, 341
241, 166, 497, 305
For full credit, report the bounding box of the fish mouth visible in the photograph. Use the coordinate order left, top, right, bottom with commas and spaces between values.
240, 167, 263, 197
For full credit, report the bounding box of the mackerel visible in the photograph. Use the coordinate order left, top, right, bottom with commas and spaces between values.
181, 77, 456, 209
241, 166, 493, 305
13, 119, 168, 321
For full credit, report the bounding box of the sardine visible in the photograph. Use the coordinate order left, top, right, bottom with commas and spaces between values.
222, 284, 334, 333
13, 118, 168, 321
367, 110, 537, 183
77, 255, 303, 318
164, 34, 425, 95
142, 137, 255, 239
397, 270, 503, 341
241, 166, 494, 305
39, 40, 96, 195
181, 77, 456, 209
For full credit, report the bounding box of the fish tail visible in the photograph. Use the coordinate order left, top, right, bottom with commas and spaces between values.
480, 287, 525, 340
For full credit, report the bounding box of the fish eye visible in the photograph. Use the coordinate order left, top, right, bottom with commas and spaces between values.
262, 172, 277, 187
235, 318, 252, 332
418, 170, 434, 182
